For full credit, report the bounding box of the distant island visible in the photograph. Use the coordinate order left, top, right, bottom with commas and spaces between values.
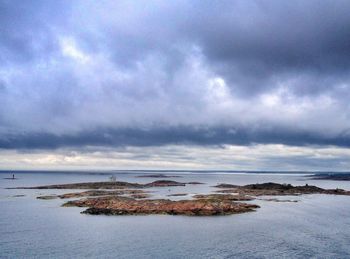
136, 173, 181, 178
309, 173, 350, 181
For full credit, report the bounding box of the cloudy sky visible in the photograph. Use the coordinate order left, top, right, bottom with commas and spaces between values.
1, 0, 350, 171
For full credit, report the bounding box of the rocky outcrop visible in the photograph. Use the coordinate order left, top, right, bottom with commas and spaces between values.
215, 182, 350, 196
63, 196, 259, 216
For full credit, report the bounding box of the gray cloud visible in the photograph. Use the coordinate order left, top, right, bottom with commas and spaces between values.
2, 144, 350, 171
0, 0, 70, 65
1, 126, 350, 150
184, 0, 350, 96
0, 0, 350, 151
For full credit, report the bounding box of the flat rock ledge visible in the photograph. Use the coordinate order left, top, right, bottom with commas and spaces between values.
37, 189, 150, 200
63, 196, 259, 216
193, 194, 254, 201
11, 180, 186, 190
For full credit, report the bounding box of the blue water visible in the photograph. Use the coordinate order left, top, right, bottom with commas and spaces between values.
1, 171, 350, 258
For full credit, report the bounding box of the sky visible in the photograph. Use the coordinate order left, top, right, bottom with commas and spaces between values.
0, 0, 350, 171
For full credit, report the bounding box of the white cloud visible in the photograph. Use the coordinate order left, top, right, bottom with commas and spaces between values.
1, 144, 349, 171
60, 37, 90, 64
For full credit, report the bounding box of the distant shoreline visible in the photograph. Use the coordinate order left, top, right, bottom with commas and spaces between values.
2, 169, 350, 176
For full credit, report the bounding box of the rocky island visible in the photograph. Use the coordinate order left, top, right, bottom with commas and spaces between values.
62, 195, 259, 216
14, 181, 350, 217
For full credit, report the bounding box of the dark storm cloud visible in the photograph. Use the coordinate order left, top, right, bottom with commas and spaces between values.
72, 0, 350, 96
1, 127, 350, 149
1, 0, 350, 150
184, 0, 350, 96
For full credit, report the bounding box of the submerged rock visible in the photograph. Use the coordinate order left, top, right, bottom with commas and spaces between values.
214, 184, 239, 188
130, 193, 151, 199
37, 195, 58, 200
258, 198, 299, 202
167, 193, 188, 197
193, 194, 254, 201
12, 194, 25, 198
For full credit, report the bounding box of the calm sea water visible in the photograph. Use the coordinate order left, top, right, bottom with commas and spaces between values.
1, 171, 350, 259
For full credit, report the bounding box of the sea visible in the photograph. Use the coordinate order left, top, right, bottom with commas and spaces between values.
1, 170, 350, 259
